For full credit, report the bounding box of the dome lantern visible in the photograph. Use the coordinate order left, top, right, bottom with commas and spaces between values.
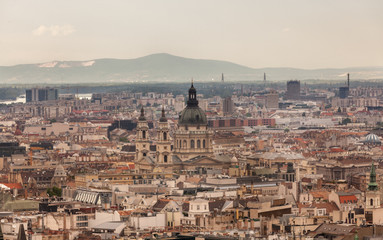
178, 82, 207, 126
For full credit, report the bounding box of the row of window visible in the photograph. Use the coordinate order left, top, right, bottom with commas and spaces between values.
141, 131, 168, 140
76, 222, 88, 227
176, 139, 206, 149
41, 127, 73, 131
77, 215, 88, 221
190, 205, 207, 210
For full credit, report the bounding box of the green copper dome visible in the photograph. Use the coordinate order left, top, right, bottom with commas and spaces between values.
178, 82, 207, 126
179, 106, 207, 126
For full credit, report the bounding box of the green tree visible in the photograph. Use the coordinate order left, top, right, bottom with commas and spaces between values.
47, 187, 62, 197
341, 118, 351, 125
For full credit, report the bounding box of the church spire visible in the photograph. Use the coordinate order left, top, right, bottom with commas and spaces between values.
159, 106, 167, 122
368, 160, 378, 191
17, 224, 27, 240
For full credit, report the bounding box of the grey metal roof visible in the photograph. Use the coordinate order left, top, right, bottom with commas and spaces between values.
92, 221, 126, 230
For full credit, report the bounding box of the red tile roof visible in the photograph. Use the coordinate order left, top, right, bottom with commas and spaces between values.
298, 201, 339, 213
339, 195, 357, 204
310, 190, 330, 200
313, 202, 340, 213
330, 148, 345, 152
0, 183, 23, 189
118, 210, 134, 216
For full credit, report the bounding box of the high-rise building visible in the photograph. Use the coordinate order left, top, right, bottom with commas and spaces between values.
222, 97, 233, 115
265, 91, 279, 109
91, 93, 102, 104
285, 80, 300, 100
339, 73, 350, 99
339, 87, 349, 99
26, 87, 58, 102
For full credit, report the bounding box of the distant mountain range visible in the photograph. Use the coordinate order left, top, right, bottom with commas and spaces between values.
1, 53, 382, 84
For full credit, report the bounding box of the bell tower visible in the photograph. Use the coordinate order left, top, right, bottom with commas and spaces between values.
135, 107, 150, 161
156, 107, 172, 164
366, 160, 380, 208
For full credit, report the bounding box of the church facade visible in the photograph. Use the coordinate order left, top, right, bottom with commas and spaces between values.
134, 83, 230, 172
173, 82, 214, 161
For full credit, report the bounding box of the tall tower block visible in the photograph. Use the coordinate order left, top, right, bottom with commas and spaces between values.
286, 80, 300, 100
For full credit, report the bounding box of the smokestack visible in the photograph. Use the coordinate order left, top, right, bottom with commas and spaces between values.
347, 73, 350, 88
264, 73, 266, 87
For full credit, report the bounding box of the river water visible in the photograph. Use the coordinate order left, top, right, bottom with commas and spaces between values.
0, 94, 93, 105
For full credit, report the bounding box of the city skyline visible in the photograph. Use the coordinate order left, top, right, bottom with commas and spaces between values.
2, 1, 383, 238
1, 0, 382, 68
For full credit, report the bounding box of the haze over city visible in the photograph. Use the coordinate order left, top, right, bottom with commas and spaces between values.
2, 1, 383, 240
1, 0, 383, 68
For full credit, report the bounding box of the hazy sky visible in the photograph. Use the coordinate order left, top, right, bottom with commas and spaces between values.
1, 0, 382, 68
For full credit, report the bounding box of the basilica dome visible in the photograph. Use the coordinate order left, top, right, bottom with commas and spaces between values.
178, 82, 207, 126
179, 107, 207, 126
364, 133, 381, 144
